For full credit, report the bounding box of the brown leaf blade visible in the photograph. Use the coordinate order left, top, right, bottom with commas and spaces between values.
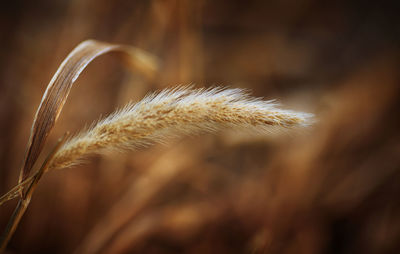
18, 40, 159, 184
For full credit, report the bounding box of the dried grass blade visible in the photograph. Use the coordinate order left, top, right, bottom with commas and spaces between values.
19, 40, 158, 183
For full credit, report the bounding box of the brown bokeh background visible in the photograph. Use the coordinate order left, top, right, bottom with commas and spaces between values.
0, 0, 399, 253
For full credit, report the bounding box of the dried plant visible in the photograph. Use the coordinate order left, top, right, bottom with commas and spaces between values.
0, 40, 313, 252
0, 40, 159, 251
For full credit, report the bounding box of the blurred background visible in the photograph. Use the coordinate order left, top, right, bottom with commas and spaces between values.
0, 0, 399, 253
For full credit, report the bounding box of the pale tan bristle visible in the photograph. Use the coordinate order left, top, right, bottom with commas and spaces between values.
48, 87, 313, 170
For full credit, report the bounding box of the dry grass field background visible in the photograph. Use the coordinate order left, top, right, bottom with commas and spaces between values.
0, 0, 399, 253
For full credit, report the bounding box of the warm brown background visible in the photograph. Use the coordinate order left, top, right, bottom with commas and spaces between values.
0, 0, 399, 253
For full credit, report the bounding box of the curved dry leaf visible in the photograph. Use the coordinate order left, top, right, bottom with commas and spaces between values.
19, 39, 159, 184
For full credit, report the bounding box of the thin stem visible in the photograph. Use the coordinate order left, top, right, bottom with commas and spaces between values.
0, 133, 68, 252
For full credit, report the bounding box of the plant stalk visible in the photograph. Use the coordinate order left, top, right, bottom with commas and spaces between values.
0, 133, 68, 252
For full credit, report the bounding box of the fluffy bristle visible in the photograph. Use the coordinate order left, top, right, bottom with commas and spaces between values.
48, 86, 313, 170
